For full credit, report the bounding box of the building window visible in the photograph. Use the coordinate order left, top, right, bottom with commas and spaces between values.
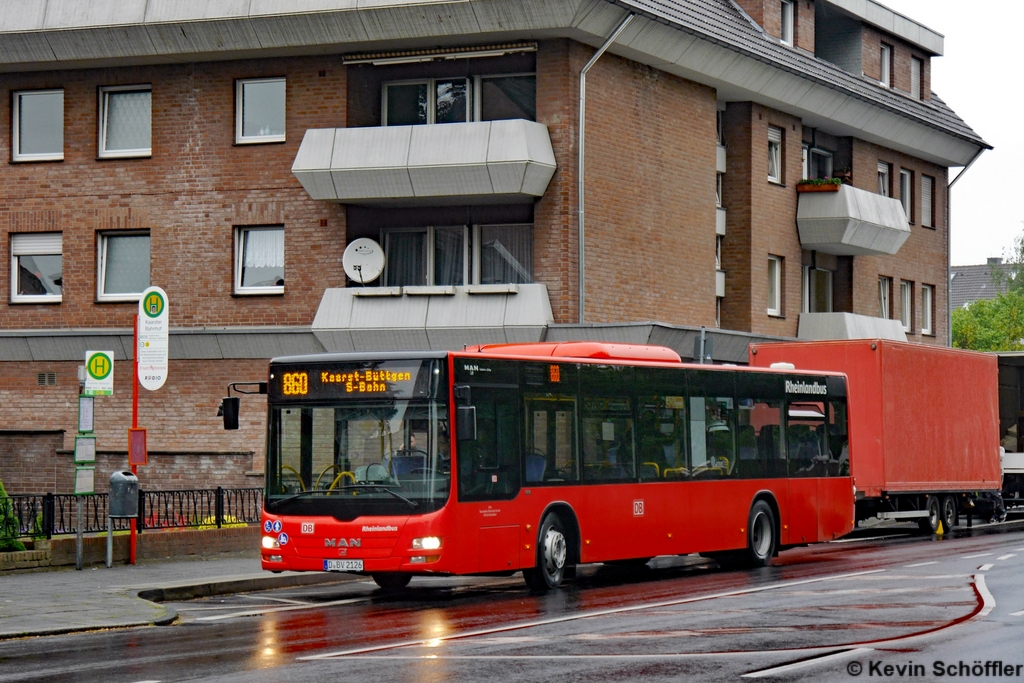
12, 89, 63, 162
921, 175, 934, 228
716, 173, 723, 207
807, 148, 833, 180
99, 85, 152, 158
235, 78, 285, 144
382, 224, 533, 287
235, 226, 284, 294
767, 256, 783, 316
801, 266, 833, 313
716, 109, 725, 145
10, 232, 62, 303
911, 57, 923, 100
900, 280, 913, 332
880, 43, 892, 87
98, 232, 150, 301
921, 284, 934, 335
878, 276, 892, 319
877, 161, 891, 196
781, 0, 794, 46
383, 75, 535, 126
767, 126, 783, 184
900, 169, 913, 222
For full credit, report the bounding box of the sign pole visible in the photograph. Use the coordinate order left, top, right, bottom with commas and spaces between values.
130, 314, 139, 565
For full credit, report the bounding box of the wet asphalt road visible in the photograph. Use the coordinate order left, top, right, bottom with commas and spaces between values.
2, 521, 1024, 683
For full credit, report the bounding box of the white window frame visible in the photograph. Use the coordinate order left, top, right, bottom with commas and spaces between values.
808, 148, 833, 180
801, 265, 833, 314
235, 226, 285, 295
877, 161, 891, 196
97, 231, 151, 302
880, 44, 892, 87
382, 78, 471, 126
767, 255, 782, 316
911, 57, 923, 100
716, 173, 723, 207
235, 77, 286, 145
11, 232, 62, 304
899, 169, 913, 222
780, 0, 795, 46
921, 175, 934, 228
98, 84, 152, 159
878, 276, 892, 319
921, 284, 934, 335
383, 226, 470, 286
900, 280, 913, 332
767, 126, 783, 184
12, 89, 64, 162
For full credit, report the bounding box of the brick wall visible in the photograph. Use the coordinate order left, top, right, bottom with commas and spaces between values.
0, 56, 347, 330
0, 433, 64, 494
861, 25, 931, 100
850, 139, 949, 343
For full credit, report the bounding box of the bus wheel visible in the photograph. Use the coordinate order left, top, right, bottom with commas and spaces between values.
523, 514, 568, 590
372, 573, 412, 591
918, 495, 940, 533
940, 495, 957, 531
746, 501, 776, 567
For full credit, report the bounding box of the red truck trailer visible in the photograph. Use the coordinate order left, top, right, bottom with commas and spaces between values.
749, 339, 1002, 531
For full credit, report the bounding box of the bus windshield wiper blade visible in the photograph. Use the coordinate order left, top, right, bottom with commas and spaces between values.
342, 484, 419, 509
266, 489, 341, 509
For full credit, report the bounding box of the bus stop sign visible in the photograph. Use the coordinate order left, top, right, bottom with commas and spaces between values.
138, 286, 169, 391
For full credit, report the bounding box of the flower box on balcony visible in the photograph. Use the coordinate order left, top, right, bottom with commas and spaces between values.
796, 183, 841, 193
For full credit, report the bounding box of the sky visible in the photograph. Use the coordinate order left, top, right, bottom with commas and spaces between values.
876, 0, 1024, 265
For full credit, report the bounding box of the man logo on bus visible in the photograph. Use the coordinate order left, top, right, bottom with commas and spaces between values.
324, 538, 362, 548
143, 291, 165, 318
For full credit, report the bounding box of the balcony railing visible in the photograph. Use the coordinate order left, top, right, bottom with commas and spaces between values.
797, 184, 911, 256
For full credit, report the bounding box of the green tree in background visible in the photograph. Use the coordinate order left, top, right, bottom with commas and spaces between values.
953, 230, 1024, 352
0, 476, 27, 552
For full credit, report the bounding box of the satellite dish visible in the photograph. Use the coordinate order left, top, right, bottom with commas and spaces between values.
342, 238, 385, 284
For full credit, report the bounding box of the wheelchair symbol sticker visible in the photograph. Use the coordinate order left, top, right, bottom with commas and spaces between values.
263, 520, 274, 533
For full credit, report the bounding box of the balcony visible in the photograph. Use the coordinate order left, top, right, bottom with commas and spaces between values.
797, 312, 908, 341
796, 184, 911, 256
291, 119, 556, 207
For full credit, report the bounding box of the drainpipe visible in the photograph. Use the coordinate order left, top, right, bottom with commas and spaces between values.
578, 12, 635, 324
946, 147, 986, 346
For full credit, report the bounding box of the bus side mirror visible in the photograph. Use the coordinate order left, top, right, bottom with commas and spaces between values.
457, 405, 477, 441
219, 396, 240, 430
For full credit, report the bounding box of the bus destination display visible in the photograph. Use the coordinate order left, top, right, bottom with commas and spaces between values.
270, 360, 435, 402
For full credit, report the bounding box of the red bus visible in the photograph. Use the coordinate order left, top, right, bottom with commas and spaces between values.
259, 342, 853, 590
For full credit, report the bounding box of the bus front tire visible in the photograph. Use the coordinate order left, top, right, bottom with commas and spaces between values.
372, 573, 412, 591
523, 513, 568, 590
746, 500, 776, 567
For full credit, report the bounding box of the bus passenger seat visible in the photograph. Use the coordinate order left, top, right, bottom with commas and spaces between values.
526, 453, 547, 482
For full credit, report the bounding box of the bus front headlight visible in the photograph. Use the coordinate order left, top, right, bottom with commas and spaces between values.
262, 536, 280, 550
412, 537, 442, 550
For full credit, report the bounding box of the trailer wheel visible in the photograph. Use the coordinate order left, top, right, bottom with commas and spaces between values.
372, 573, 412, 591
918, 495, 940, 534
523, 513, 568, 590
746, 501, 776, 567
940, 495, 957, 531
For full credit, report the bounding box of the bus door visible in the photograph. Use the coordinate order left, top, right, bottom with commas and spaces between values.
785, 379, 829, 543
454, 359, 522, 573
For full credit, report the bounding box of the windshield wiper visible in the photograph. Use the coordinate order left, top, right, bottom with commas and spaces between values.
266, 484, 419, 510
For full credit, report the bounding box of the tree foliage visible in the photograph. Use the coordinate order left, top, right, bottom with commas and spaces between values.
0, 476, 27, 553
952, 289, 1024, 352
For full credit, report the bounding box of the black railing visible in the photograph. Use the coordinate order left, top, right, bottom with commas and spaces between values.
0, 488, 263, 544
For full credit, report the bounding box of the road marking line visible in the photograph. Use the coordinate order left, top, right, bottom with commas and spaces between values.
742, 648, 874, 679
237, 595, 309, 605
1014, 548, 1024, 552
963, 553, 993, 559
904, 561, 938, 568
176, 605, 285, 611
975, 574, 995, 618
998, 554, 1017, 561
299, 569, 887, 661
195, 597, 367, 621
979, 564, 994, 571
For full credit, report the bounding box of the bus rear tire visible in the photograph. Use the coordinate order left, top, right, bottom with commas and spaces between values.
372, 573, 412, 591
918, 495, 940, 534
746, 500, 776, 567
523, 513, 568, 591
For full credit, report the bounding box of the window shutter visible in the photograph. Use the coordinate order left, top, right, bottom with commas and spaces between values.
11, 232, 62, 256
921, 176, 933, 227
768, 126, 782, 143
911, 58, 922, 99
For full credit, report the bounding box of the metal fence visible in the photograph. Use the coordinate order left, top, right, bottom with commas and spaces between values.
0, 488, 263, 544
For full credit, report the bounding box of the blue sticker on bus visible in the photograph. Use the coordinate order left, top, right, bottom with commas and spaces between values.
272, 520, 282, 533
263, 520, 273, 533
278, 533, 289, 546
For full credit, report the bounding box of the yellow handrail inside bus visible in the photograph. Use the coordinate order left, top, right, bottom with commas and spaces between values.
663, 467, 688, 478
315, 464, 342, 489
281, 465, 306, 491
641, 462, 660, 477
329, 471, 357, 489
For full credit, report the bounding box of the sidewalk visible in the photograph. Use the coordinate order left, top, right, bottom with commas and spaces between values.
0, 557, 345, 639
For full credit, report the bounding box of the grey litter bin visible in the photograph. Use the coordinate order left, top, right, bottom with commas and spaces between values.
109, 471, 139, 518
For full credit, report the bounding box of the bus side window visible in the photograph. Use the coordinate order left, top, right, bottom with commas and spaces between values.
692, 396, 735, 479
457, 395, 521, 501
524, 397, 578, 483
829, 400, 849, 476
787, 400, 827, 477
736, 398, 783, 479
637, 396, 686, 481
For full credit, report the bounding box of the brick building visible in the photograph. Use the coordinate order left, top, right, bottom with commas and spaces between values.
0, 0, 987, 493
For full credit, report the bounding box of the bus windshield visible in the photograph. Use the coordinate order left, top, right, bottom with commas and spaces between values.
266, 401, 450, 516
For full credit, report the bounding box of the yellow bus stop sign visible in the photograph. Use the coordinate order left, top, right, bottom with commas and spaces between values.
84, 350, 114, 395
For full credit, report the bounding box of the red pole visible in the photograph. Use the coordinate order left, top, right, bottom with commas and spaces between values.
130, 314, 139, 565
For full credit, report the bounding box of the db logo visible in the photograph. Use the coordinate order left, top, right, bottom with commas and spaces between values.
301, 522, 315, 535
633, 500, 645, 517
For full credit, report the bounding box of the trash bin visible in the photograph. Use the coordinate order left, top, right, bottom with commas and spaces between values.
109, 471, 139, 518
